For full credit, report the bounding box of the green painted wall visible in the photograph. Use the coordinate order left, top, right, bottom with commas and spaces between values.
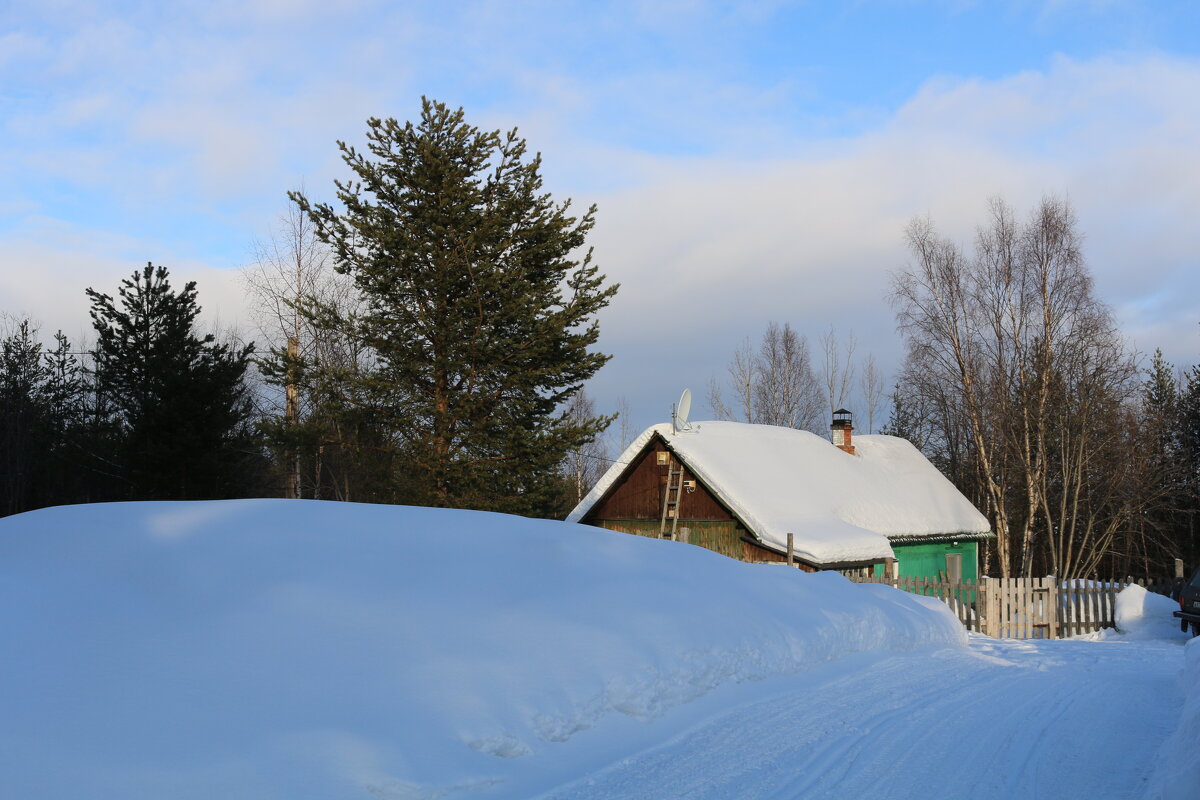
596, 520, 745, 559
874, 540, 979, 582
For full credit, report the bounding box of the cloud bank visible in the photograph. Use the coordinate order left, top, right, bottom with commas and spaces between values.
0, 2, 1197, 430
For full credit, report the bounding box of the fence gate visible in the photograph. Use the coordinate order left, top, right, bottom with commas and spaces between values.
984, 577, 1057, 639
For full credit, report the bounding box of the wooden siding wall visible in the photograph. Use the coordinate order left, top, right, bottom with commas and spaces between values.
597, 520, 739, 558
586, 438, 732, 522
596, 520, 804, 566
744, 539, 796, 565
585, 436, 812, 566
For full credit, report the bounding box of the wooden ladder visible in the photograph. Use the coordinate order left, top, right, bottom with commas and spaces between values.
659, 454, 683, 538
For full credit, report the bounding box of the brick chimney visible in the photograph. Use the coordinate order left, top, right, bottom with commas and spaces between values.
831, 408, 855, 455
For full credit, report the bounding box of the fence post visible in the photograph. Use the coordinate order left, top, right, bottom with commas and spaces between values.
1046, 576, 1058, 639
884, 557, 895, 579
787, 533, 794, 566
979, 577, 990, 637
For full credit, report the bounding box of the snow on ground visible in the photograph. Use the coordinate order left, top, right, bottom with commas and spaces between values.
0, 499, 965, 799
539, 635, 1188, 800
1114, 582, 1200, 800
1145, 638, 1200, 799
3, 500, 1192, 799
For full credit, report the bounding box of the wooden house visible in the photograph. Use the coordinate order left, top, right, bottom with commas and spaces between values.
567, 414, 993, 577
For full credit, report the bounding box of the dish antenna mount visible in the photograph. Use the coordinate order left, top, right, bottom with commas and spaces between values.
672, 388, 693, 434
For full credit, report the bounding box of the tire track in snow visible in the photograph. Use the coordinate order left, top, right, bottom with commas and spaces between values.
535, 638, 1183, 800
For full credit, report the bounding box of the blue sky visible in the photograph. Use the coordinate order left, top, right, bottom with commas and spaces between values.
2, 0, 1199, 434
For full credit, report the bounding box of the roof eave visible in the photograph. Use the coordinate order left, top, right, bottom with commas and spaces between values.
742, 536, 889, 571
886, 530, 996, 544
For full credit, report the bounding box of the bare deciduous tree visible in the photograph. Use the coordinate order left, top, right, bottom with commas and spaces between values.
561, 389, 611, 504
710, 322, 823, 431
708, 337, 756, 423
615, 395, 633, 452
892, 196, 1140, 577
859, 353, 885, 434
820, 326, 857, 418
243, 199, 368, 500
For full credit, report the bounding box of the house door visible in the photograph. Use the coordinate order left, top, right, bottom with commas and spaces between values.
945, 552, 963, 583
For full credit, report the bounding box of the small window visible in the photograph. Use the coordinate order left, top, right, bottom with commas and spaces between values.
656, 452, 669, 466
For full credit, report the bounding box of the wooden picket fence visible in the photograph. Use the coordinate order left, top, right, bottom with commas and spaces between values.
846, 574, 1176, 639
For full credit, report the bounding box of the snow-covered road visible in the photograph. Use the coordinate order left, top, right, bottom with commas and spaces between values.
536, 636, 1184, 800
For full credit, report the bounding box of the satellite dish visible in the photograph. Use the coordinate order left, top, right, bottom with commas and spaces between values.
673, 388, 693, 433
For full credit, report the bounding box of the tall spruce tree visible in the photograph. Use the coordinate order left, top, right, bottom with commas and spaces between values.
0, 323, 91, 515
0, 320, 48, 514
1136, 350, 1185, 572
87, 264, 257, 500
291, 99, 617, 515
1180, 363, 1200, 567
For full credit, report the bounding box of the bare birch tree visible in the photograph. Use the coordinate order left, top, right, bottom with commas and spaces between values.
755, 322, 824, 429
710, 323, 822, 431
243, 200, 368, 499
708, 337, 756, 423
859, 353, 885, 434
615, 395, 633, 452
561, 388, 611, 504
894, 214, 1016, 573
820, 326, 857, 417
892, 196, 1140, 577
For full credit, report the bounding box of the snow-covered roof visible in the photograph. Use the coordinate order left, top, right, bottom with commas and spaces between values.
568, 421, 992, 566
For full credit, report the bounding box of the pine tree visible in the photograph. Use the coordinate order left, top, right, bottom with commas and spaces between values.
1143, 350, 1181, 482
1137, 349, 1184, 572
0, 323, 100, 515
87, 263, 257, 500
881, 384, 926, 449
1180, 364, 1200, 567
291, 99, 617, 515
0, 320, 48, 514
38, 331, 88, 507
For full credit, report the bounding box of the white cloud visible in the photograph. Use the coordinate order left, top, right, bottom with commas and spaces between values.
575, 55, 1200, 426
2, 43, 1198, 429
0, 220, 248, 348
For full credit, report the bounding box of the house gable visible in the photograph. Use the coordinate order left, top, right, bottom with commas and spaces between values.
579, 433, 809, 565
583, 433, 734, 524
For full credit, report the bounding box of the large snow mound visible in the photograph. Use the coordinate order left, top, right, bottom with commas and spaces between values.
0, 500, 965, 799
1115, 584, 1192, 641
1145, 637, 1200, 799
569, 421, 991, 565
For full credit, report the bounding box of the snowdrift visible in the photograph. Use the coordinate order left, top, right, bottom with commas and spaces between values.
1145, 637, 1200, 800
0, 500, 965, 798
1114, 584, 1192, 640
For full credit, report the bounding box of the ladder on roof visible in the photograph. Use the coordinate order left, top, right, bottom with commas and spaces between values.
659, 453, 683, 539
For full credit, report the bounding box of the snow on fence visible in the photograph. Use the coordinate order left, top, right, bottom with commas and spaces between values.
851, 576, 989, 634
845, 574, 1177, 639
